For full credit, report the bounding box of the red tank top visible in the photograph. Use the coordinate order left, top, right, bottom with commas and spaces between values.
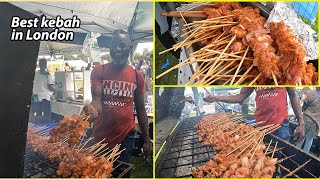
255, 88, 288, 125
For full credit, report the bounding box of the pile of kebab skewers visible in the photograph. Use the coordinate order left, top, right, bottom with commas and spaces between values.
191, 113, 311, 178
26, 115, 123, 178
48, 114, 90, 144
156, 2, 318, 85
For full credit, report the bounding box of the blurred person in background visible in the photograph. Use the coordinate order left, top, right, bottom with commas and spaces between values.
64, 62, 71, 71
29, 58, 55, 124
296, 88, 320, 153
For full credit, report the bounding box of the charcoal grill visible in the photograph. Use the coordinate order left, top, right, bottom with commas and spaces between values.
23, 147, 133, 178
156, 116, 320, 178
24, 124, 133, 178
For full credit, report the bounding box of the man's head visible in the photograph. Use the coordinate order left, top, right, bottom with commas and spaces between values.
110, 29, 132, 68
39, 58, 47, 71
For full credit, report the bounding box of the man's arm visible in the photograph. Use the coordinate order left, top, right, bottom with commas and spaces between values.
134, 92, 151, 142
134, 91, 152, 158
90, 85, 102, 115
287, 88, 304, 126
204, 88, 254, 104
286, 88, 304, 143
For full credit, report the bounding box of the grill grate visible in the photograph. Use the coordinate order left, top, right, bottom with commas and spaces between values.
157, 116, 320, 178
157, 116, 216, 178
23, 147, 133, 178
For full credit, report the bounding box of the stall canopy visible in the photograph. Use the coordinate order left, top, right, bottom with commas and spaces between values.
10, 2, 153, 55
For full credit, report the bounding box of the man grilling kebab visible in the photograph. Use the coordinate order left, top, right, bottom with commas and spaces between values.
203, 88, 304, 143
81, 29, 152, 165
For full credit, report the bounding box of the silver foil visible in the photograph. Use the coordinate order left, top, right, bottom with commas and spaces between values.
265, 3, 318, 60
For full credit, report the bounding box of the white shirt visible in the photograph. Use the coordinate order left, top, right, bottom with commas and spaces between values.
32, 71, 54, 101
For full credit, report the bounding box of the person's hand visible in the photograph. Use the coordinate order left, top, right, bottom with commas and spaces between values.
293, 124, 305, 144
141, 138, 152, 159
203, 95, 216, 103
81, 104, 98, 122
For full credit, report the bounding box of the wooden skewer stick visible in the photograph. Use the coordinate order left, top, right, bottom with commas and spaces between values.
174, 25, 203, 51
271, 72, 278, 86
204, 60, 239, 85
203, 49, 253, 60
208, 66, 239, 84
222, 76, 233, 85
190, 55, 233, 84
250, 131, 265, 159
95, 146, 110, 157
189, 20, 237, 25
77, 137, 94, 152
112, 156, 121, 163
277, 154, 296, 164
201, 23, 235, 29
266, 147, 284, 155
93, 143, 108, 156
196, 56, 236, 85
230, 46, 250, 85
61, 136, 70, 143
185, 15, 234, 26
234, 64, 254, 85
200, 35, 237, 84
227, 131, 258, 156
155, 58, 192, 79
251, 121, 265, 126
73, 136, 85, 150
109, 147, 125, 161
271, 141, 278, 158
255, 124, 275, 131
86, 143, 102, 153
85, 114, 91, 121
248, 72, 262, 85
230, 125, 243, 135
283, 159, 311, 178
190, 32, 229, 55
266, 124, 281, 134
265, 139, 273, 155
180, 12, 192, 32
279, 164, 300, 178
236, 136, 256, 157
180, 27, 198, 37
60, 134, 71, 142
176, 10, 205, 13
86, 138, 106, 153
110, 149, 126, 159
102, 146, 118, 157
160, 11, 207, 18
